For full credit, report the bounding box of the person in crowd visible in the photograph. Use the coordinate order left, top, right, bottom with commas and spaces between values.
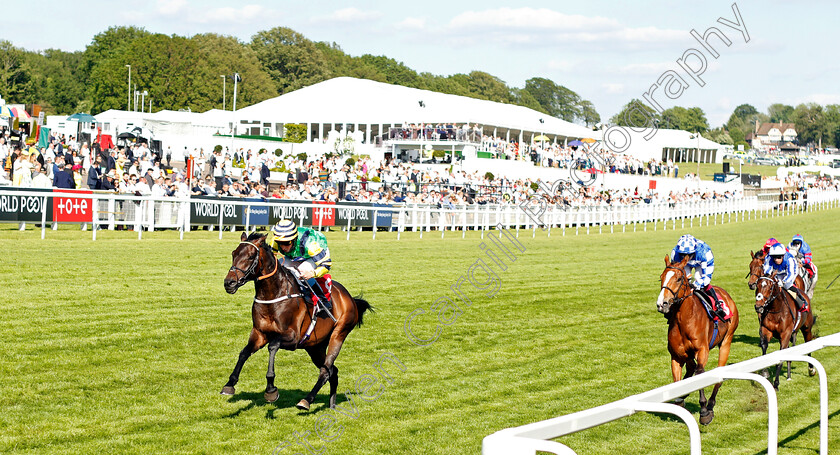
53, 162, 75, 189
30, 163, 51, 188
669, 234, 731, 321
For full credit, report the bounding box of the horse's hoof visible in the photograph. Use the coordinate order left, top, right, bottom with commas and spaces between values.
264, 389, 279, 403
296, 399, 310, 411
809, 367, 817, 377
699, 410, 714, 426
761, 369, 770, 379
220, 386, 236, 396
672, 399, 685, 408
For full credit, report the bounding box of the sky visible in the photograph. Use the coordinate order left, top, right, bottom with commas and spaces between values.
6, 0, 840, 127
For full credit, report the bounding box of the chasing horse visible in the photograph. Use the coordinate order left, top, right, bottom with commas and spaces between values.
222, 231, 371, 410
657, 253, 739, 425
753, 242, 818, 388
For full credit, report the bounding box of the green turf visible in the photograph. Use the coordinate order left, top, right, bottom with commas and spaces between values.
1, 206, 839, 454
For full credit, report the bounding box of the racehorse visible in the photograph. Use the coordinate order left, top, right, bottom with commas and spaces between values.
222, 232, 372, 411
747, 250, 807, 294
753, 274, 817, 388
657, 255, 739, 425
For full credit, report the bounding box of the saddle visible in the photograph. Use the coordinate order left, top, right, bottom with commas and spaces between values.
692, 290, 718, 321
281, 263, 335, 321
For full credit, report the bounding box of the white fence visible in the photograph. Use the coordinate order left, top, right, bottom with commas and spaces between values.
482, 332, 840, 455
3, 188, 840, 241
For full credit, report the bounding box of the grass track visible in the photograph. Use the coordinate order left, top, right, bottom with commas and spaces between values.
1, 208, 839, 454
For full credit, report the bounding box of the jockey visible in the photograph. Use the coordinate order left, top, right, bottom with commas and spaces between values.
788, 234, 814, 278
761, 237, 781, 257
670, 234, 731, 321
764, 243, 809, 312
269, 219, 333, 311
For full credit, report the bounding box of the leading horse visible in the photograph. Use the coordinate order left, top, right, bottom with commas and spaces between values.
657, 255, 739, 425
222, 232, 372, 410
753, 274, 817, 388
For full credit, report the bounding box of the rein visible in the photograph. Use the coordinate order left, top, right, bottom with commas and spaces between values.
661, 265, 690, 305
231, 241, 278, 282
755, 276, 791, 318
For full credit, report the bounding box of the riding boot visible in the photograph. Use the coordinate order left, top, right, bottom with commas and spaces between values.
705, 285, 730, 321
306, 277, 332, 313
791, 286, 809, 312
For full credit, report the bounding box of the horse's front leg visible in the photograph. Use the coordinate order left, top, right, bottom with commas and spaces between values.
759, 328, 770, 379
221, 328, 267, 395
264, 338, 281, 402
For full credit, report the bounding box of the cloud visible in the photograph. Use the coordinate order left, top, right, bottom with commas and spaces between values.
157, 0, 188, 16
315, 7, 383, 23
197, 5, 270, 24
444, 7, 689, 50
396, 17, 426, 31
786, 94, 840, 106
618, 62, 675, 76
603, 83, 625, 94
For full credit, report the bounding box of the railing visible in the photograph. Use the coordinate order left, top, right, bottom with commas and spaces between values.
2, 189, 839, 241
482, 332, 840, 455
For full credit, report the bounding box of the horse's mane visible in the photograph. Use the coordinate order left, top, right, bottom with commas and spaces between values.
246, 232, 273, 257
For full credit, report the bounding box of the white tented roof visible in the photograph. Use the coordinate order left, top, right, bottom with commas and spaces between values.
233, 77, 595, 139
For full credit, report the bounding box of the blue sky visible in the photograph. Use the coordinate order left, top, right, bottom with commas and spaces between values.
8, 1, 839, 126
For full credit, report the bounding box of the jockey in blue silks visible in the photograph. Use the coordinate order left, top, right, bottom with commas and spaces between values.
764, 243, 809, 312
670, 234, 731, 321
788, 234, 814, 278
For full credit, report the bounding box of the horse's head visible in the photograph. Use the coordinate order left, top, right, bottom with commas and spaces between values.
747, 250, 764, 290
224, 232, 269, 294
657, 255, 690, 315
754, 272, 778, 315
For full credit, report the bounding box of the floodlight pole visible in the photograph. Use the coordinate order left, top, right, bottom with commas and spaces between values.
230, 73, 239, 160
221, 75, 226, 111
125, 65, 131, 111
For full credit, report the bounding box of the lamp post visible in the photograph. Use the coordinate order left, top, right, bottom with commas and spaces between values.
149, 98, 153, 113
134, 90, 139, 112
230, 73, 240, 156
221, 75, 226, 110
690, 132, 701, 187
141, 91, 148, 112
125, 64, 131, 111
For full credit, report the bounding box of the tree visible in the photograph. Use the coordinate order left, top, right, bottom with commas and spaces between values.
250, 27, 331, 94
660, 106, 709, 133
191, 33, 277, 110
702, 127, 733, 145
767, 103, 794, 123
824, 104, 840, 148
25, 49, 87, 114
791, 103, 828, 146
0, 41, 33, 104
89, 34, 217, 113
522, 77, 585, 122
610, 99, 661, 129
464, 71, 514, 104
578, 100, 600, 127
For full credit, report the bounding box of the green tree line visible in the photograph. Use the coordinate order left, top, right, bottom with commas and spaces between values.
610, 98, 840, 150
0, 26, 599, 126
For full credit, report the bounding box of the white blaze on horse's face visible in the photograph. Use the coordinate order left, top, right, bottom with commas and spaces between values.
657, 271, 675, 312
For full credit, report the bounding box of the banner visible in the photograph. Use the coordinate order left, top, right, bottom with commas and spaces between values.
0, 187, 52, 222
53, 189, 92, 223
372, 203, 394, 229
312, 201, 335, 227
268, 201, 312, 226
335, 203, 373, 227
190, 196, 240, 225
243, 198, 269, 226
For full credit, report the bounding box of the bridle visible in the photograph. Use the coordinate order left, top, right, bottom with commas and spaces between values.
754, 276, 783, 315
661, 265, 690, 305
228, 241, 278, 286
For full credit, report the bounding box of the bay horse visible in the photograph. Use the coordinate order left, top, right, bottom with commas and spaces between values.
747, 250, 806, 293
753, 274, 817, 388
656, 255, 739, 425
222, 232, 372, 410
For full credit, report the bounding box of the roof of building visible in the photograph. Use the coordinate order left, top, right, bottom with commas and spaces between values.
756, 122, 796, 135
232, 77, 596, 139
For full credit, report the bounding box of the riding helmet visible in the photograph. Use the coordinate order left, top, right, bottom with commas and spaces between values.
272, 219, 298, 242
769, 243, 786, 257
675, 234, 698, 254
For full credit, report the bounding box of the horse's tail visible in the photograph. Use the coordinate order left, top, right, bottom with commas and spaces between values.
353, 293, 374, 326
